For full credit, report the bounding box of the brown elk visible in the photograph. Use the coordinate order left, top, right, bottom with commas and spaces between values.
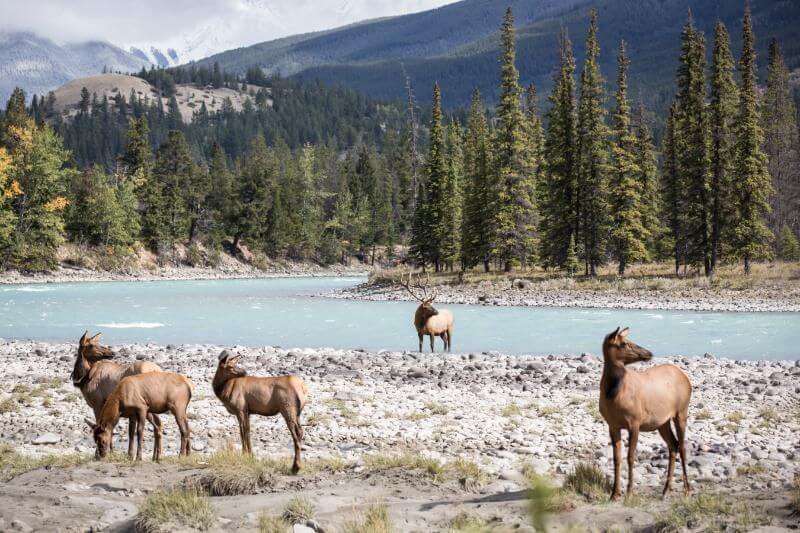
599, 327, 692, 499
399, 272, 454, 352
212, 351, 308, 473
71, 331, 163, 459
86, 372, 193, 461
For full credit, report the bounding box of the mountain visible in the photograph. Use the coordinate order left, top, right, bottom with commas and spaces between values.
0, 32, 149, 105
193, 0, 800, 110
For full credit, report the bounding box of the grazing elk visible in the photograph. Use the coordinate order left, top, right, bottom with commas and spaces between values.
399, 272, 454, 352
71, 331, 163, 458
599, 327, 692, 500
212, 351, 308, 473
86, 372, 193, 461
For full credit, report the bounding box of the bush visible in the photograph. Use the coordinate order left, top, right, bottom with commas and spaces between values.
135, 487, 215, 532
198, 449, 289, 495
563, 462, 612, 502
282, 495, 315, 523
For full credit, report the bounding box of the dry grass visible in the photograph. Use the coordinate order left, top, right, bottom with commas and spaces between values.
424, 402, 450, 415
135, 487, 215, 532
198, 449, 285, 495
371, 261, 800, 293
563, 462, 612, 503
523, 466, 576, 532
341, 503, 393, 533
363, 453, 487, 488
282, 495, 315, 523
735, 462, 767, 477
0, 443, 88, 481
257, 513, 288, 533
654, 492, 764, 532
694, 409, 713, 420
501, 402, 523, 418
792, 475, 800, 514
448, 511, 489, 532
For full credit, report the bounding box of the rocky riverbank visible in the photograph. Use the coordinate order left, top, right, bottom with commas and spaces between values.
2, 341, 797, 485
329, 279, 800, 312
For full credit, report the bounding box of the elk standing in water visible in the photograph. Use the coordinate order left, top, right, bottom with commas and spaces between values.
599, 327, 692, 499
399, 272, 454, 352
71, 331, 163, 458
86, 372, 193, 461
212, 351, 308, 473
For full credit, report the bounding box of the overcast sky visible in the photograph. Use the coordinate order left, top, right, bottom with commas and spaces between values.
0, 0, 458, 46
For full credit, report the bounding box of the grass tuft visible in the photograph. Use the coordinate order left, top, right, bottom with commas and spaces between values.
447, 458, 488, 490
448, 511, 489, 532
0, 443, 88, 481
135, 487, 215, 532
199, 449, 283, 495
363, 453, 487, 487
564, 462, 612, 503
735, 462, 766, 477
501, 402, 522, 417
258, 513, 288, 533
341, 503, 393, 533
424, 402, 450, 415
654, 492, 764, 532
694, 409, 712, 420
282, 495, 315, 524
523, 465, 576, 532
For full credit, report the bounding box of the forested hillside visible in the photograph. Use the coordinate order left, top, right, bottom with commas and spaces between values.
197, 0, 800, 114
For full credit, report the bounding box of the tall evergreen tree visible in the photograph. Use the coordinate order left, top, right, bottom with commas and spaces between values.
207, 143, 233, 245
460, 89, 493, 271
674, 13, 711, 275
762, 38, 800, 236
708, 21, 739, 274
576, 9, 609, 276
632, 103, 661, 259
608, 42, 647, 275
661, 104, 686, 274
493, 7, 536, 272
439, 121, 463, 269
419, 82, 447, 270
732, 4, 772, 273
153, 130, 195, 255
541, 31, 578, 269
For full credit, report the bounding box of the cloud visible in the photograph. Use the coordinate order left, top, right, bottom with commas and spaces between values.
0, 0, 457, 47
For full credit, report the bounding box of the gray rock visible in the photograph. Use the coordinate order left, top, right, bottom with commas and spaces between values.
10, 519, 32, 532
32, 433, 61, 445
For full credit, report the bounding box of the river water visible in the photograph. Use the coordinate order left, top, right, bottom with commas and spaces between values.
1, 277, 798, 360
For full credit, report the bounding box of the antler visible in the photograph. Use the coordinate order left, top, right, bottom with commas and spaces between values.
398, 271, 437, 303
398, 271, 424, 302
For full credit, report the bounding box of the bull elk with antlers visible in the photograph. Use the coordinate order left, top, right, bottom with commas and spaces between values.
599, 327, 692, 499
399, 272, 454, 352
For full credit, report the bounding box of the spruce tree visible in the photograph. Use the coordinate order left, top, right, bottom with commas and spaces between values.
763, 38, 800, 236
421, 82, 447, 270
708, 21, 738, 274
207, 143, 233, 246
440, 121, 463, 270
460, 89, 493, 271
632, 103, 661, 259
493, 7, 536, 272
576, 9, 609, 276
153, 130, 195, 255
661, 104, 685, 274
777, 225, 800, 261
732, 4, 773, 274
541, 30, 578, 270
674, 13, 711, 275
608, 42, 647, 275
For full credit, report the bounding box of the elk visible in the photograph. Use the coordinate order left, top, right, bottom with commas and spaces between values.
86, 372, 193, 461
212, 351, 308, 473
399, 271, 454, 352
71, 331, 163, 459
599, 327, 692, 500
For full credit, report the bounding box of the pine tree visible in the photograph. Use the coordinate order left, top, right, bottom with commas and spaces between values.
763, 38, 800, 236
439, 121, 463, 269
564, 232, 579, 277
661, 104, 685, 274
493, 7, 536, 272
541, 30, 578, 270
232, 135, 277, 250
409, 181, 430, 269
674, 13, 711, 275
207, 143, 233, 246
708, 21, 739, 274
153, 130, 194, 256
777, 225, 800, 261
420, 82, 447, 270
460, 89, 493, 271
732, 4, 773, 274
576, 9, 609, 276
632, 103, 661, 259
608, 41, 647, 275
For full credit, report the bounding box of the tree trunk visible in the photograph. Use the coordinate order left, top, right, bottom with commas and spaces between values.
504, 260, 512, 273
483, 260, 490, 273
744, 254, 751, 275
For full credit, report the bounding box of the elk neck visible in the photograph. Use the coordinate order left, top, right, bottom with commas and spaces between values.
601, 353, 626, 400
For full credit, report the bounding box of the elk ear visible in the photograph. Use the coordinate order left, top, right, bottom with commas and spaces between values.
79, 331, 88, 345
84, 418, 97, 430
612, 326, 621, 337
90, 332, 102, 343
619, 327, 630, 339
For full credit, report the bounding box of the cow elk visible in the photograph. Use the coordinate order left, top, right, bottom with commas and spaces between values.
399, 272, 454, 352
86, 372, 193, 461
599, 327, 692, 499
212, 351, 308, 473
71, 331, 163, 458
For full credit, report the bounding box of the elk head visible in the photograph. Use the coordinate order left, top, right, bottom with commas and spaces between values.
85, 418, 112, 459
399, 271, 439, 320
72, 331, 114, 386
602, 327, 653, 366
216, 351, 247, 379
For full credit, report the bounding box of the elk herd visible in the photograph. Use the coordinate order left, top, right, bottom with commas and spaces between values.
67, 273, 693, 500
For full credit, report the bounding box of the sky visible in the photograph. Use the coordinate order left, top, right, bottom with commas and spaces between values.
0, 0, 458, 50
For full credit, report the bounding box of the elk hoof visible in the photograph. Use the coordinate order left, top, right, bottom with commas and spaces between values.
291, 464, 301, 475
610, 492, 622, 502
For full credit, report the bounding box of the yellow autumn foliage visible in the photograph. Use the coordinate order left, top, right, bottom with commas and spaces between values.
44, 196, 68, 211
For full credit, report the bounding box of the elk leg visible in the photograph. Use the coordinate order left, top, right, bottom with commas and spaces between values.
430, 334, 435, 353
172, 407, 191, 456
127, 416, 136, 459
135, 410, 147, 462
674, 413, 690, 493
658, 423, 679, 497
626, 425, 640, 496
148, 413, 162, 462
282, 411, 303, 474
447, 329, 452, 352
235, 412, 247, 453
242, 413, 252, 454
610, 427, 623, 500
418, 332, 423, 352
